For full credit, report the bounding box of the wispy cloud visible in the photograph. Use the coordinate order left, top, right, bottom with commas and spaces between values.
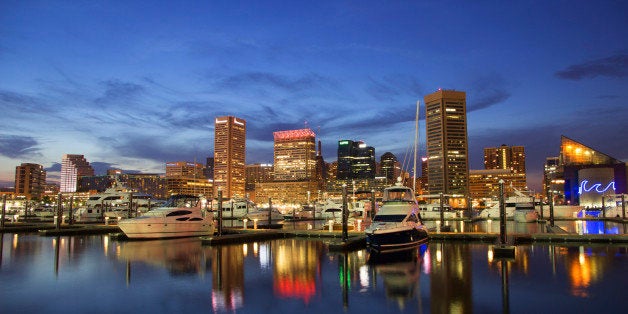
555, 53, 628, 80
366, 75, 423, 102
95, 79, 145, 104
468, 73, 511, 112
0, 135, 41, 159
215, 71, 336, 95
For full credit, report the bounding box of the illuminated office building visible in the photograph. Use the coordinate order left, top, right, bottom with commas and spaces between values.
424, 89, 469, 195
484, 145, 526, 174
379, 152, 400, 184
14, 163, 46, 199
166, 161, 211, 196
337, 140, 376, 180
214, 116, 246, 198
60, 154, 94, 193
273, 129, 316, 181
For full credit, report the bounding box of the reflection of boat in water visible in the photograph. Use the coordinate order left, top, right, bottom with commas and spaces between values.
368, 244, 426, 310
118, 194, 214, 239
117, 238, 206, 275
365, 180, 428, 253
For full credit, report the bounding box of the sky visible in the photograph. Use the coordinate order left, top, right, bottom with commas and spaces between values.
1, 0, 628, 192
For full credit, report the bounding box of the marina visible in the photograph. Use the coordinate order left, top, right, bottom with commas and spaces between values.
1, 221, 627, 313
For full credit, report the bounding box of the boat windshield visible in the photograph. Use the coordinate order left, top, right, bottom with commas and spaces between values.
383, 188, 414, 202
373, 214, 406, 222
163, 195, 199, 208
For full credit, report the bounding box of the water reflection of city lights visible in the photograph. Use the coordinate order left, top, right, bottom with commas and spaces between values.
13, 234, 18, 249
423, 249, 431, 274
103, 236, 109, 256
243, 244, 248, 256
436, 249, 442, 263
579, 246, 585, 265
253, 242, 258, 255
487, 246, 494, 263
259, 243, 270, 269
359, 265, 370, 290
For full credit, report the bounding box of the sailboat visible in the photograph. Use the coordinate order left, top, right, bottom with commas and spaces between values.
365, 101, 428, 252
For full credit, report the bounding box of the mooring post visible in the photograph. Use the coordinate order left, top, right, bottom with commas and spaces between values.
128, 192, 133, 219
56, 193, 62, 230
622, 194, 626, 220
439, 192, 445, 227
217, 189, 223, 236
68, 196, 74, 225
499, 179, 506, 245
1, 194, 6, 228
539, 197, 544, 221
549, 191, 555, 227
370, 190, 376, 219
601, 194, 606, 218
268, 198, 272, 227
342, 184, 348, 242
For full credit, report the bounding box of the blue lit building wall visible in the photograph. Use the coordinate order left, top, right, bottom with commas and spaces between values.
563, 163, 626, 205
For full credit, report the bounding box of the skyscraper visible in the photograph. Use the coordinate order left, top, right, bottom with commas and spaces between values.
424, 89, 469, 195
214, 116, 246, 198
15, 163, 46, 199
273, 128, 316, 181
337, 140, 376, 180
484, 144, 526, 173
60, 154, 94, 193
379, 152, 400, 184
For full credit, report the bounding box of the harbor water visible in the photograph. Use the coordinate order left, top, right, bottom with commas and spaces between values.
1, 226, 626, 313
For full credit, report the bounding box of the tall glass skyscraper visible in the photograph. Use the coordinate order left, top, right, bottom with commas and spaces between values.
213, 116, 246, 199
424, 89, 469, 195
337, 140, 376, 180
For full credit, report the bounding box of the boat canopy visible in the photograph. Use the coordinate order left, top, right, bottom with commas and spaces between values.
383, 187, 415, 202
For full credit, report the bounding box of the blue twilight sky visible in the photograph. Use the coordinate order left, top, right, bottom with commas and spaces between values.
1, 0, 628, 191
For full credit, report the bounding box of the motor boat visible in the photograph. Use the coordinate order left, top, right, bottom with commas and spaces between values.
77, 180, 159, 221
212, 198, 254, 219
513, 202, 538, 223
364, 180, 428, 253
118, 194, 214, 239
244, 206, 284, 222
417, 203, 458, 219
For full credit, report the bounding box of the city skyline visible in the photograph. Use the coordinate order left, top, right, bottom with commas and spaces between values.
2, 1, 628, 192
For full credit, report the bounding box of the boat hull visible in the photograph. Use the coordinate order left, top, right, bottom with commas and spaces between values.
119, 220, 214, 239
366, 227, 428, 253
513, 210, 538, 223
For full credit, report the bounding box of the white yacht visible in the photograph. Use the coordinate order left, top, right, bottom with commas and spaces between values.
244, 206, 284, 222
417, 203, 458, 219
212, 198, 255, 219
513, 202, 539, 223
118, 194, 214, 239
365, 181, 428, 253
76, 180, 157, 221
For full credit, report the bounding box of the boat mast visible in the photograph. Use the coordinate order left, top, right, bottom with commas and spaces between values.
413, 100, 420, 194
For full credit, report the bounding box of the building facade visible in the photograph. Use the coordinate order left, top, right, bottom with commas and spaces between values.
484, 145, 526, 174
273, 129, 317, 181
245, 163, 274, 199
424, 90, 469, 196
469, 169, 527, 200
337, 140, 376, 180
15, 163, 46, 199
166, 161, 211, 196
553, 136, 626, 206
214, 116, 246, 199
379, 152, 400, 184
60, 154, 94, 193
